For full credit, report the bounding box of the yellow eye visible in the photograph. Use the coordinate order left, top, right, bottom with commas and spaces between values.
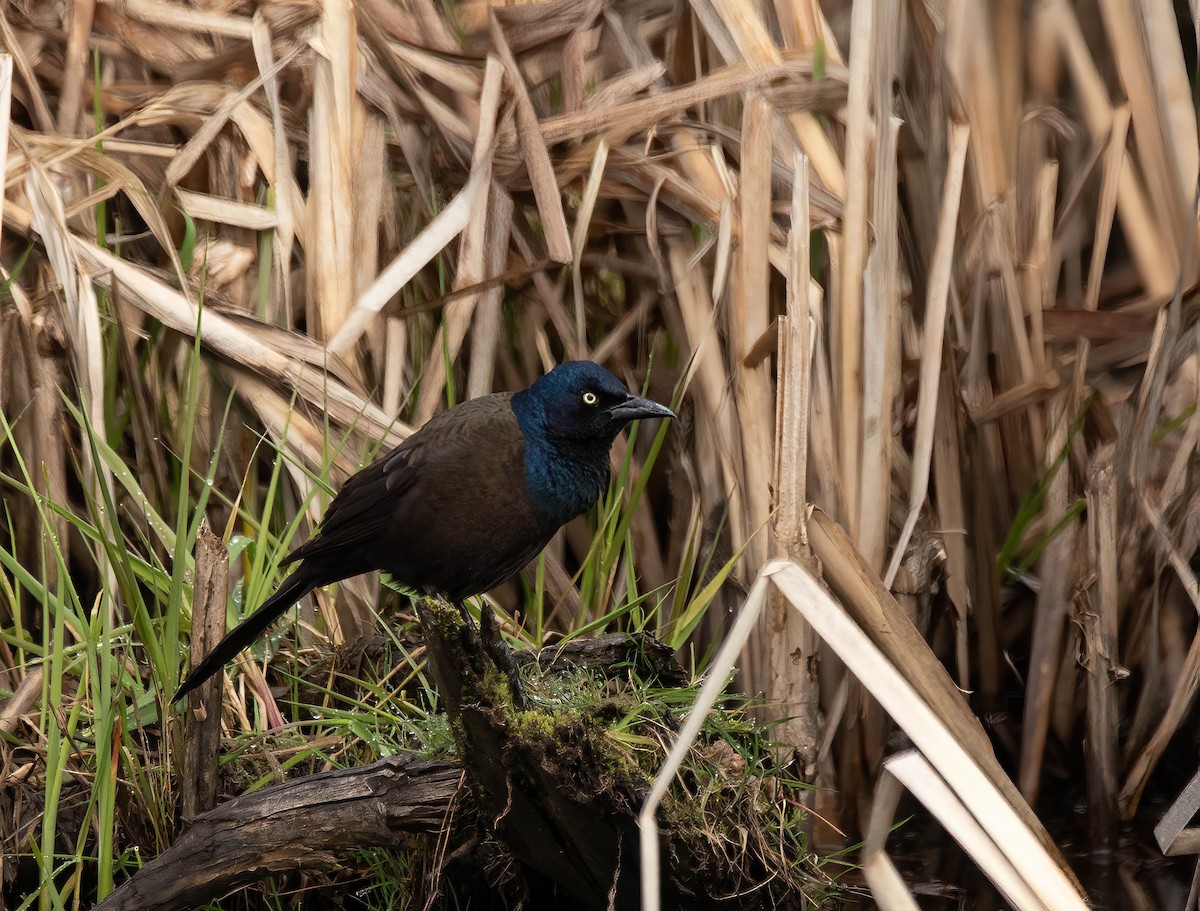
582, 391, 598, 406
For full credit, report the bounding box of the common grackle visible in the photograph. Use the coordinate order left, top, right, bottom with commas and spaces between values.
173, 361, 674, 702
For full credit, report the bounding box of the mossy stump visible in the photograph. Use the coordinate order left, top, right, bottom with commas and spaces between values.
412, 599, 829, 910
415, 598, 645, 910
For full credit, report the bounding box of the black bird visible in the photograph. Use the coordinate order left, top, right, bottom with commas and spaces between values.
173, 361, 675, 702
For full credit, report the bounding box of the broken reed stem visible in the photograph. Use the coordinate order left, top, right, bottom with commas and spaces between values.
734, 94, 775, 574
181, 525, 229, 820
414, 54, 505, 423
488, 9, 572, 264
1084, 448, 1119, 849
736, 93, 776, 690
858, 0, 900, 575
1019, 394, 1077, 806
571, 138, 609, 355
306, 0, 360, 345
836, 0, 874, 541
778, 150, 811, 554
884, 122, 970, 589
0, 54, 12, 278
767, 150, 820, 780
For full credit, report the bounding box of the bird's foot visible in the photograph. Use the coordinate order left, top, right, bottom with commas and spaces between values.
478, 604, 528, 711
451, 598, 479, 633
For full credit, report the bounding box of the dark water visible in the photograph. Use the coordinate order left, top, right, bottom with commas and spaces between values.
837, 792, 1196, 910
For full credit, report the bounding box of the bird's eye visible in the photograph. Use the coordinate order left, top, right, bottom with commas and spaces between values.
582, 391, 598, 406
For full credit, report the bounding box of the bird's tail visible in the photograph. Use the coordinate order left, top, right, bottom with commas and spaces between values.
172, 568, 319, 703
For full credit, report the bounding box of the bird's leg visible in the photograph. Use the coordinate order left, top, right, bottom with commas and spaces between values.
449, 596, 479, 632
471, 601, 528, 711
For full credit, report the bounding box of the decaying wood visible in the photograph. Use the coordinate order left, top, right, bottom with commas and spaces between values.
418, 599, 642, 911
94, 755, 462, 911
415, 600, 784, 911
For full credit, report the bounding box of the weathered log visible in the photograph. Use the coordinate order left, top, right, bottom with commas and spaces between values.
94, 756, 461, 911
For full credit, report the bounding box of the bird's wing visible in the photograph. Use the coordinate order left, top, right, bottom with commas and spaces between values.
282, 392, 519, 566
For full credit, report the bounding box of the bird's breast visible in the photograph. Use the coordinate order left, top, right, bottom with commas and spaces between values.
521, 444, 610, 528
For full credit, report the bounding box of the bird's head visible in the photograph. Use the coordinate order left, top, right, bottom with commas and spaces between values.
516, 361, 675, 445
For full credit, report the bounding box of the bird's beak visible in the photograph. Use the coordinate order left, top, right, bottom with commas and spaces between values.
607, 394, 676, 424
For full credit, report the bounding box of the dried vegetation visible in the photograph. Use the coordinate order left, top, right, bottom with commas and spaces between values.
2, 0, 1200, 906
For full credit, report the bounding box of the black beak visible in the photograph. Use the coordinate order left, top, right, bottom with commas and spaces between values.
607, 394, 676, 425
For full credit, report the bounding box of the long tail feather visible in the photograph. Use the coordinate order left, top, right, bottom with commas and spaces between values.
172, 569, 319, 703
